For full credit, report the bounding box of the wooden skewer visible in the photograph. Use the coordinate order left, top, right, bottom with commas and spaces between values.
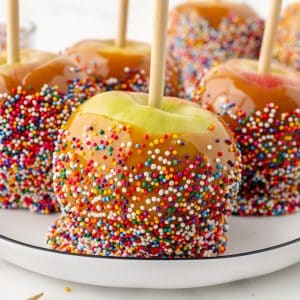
27, 292, 44, 300
148, 0, 169, 109
7, 0, 20, 64
258, 0, 282, 74
115, 0, 129, 48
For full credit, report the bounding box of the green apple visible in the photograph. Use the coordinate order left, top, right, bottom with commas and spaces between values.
48, 91, 242, 258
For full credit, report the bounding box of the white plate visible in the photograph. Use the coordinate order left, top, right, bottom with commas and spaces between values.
0, 210, 299, 289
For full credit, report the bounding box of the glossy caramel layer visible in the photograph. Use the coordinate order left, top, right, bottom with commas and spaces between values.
200, 59, 300, 121
169, 1, 258, 30
0, 49, 85, 93
67, 39, 151, 80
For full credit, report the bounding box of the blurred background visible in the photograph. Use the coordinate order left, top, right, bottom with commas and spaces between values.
0, 0, 297, 51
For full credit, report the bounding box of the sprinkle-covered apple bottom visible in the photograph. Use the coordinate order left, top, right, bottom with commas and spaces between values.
49, 209, 228, 257
47, 94, 241, 257
0, 69, 149, 213
194, 83, 300, 215
232, 103, 300, 216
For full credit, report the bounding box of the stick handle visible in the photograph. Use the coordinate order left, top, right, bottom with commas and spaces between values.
258, 0, 282, 74
27, 293, 44, 300
148, 0, 169, 109
7, 0, 20, 64
115, 0, 129, 48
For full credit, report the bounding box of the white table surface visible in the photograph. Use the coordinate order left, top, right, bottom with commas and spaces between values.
0, 0, 299, 298
0, 259, 300, 299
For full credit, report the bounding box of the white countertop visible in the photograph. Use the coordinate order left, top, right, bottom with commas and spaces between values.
1, 259, 300, 299
0, 0, 297, 52
0, 0, 299, 299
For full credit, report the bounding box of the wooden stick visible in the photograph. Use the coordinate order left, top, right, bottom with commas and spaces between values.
148, 0, 169, 109
7, 0, 20, 63
27, 292, 44, 300
258, 0, 282, 74
115, 0, 129, 48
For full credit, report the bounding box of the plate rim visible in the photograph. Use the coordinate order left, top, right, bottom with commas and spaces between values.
0, 232, 299, 261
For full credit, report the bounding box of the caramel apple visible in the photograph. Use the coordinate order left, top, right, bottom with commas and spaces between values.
194, 59, 300, 216
167, 1, 264, 98
0, 49, 98, 213
47, 91, 241, 257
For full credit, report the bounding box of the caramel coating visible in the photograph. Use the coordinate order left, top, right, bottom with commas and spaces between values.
0, 49, 86, 94
199, 59, 300, 123
168, 1, 259, 30
274, 3, 300, 71
59, 115, 236, 211
67, 39, 150, 79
